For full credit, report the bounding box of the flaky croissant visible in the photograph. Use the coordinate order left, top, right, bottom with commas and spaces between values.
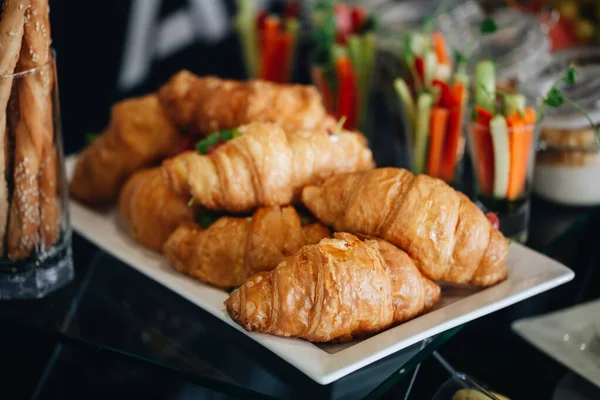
302, 168, 509, 287
226, 233, 440, 342
163, 206, 330, 288
70, 95, 185, 205
119, 168, 197, 252
158, 70, 334, 136
162, 122, 374, 213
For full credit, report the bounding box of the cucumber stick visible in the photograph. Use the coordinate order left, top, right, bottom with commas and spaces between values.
348, 35, 363, 87
394, 78, 415, 130
490, 115, 510, 198
423, 50, 437, 88
475, 60, 495, 112
235, 0, 259, 77
503, 94, 526, 117
413, 93, 433, 175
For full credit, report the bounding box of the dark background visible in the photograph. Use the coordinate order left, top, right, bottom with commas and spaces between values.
51, 0, 245, 154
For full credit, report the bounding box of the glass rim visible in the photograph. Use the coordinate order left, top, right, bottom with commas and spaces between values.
470, 121, 536, 132
0, 49, 55, 79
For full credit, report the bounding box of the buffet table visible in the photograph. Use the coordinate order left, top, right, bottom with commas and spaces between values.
2, 194, 598, 399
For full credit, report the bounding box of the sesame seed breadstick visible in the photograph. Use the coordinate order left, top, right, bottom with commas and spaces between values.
34, 0, 58, 250
0, 0, 26, 256
7, 0, 54, 259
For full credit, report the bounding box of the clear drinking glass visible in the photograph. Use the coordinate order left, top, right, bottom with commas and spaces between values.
467, 120, 539, 243
0, 53, 73, 299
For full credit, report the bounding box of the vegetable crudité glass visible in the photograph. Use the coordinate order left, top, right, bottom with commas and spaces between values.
467, 60, 539, 243
235, 0, 301, 83
310, 1, 377, 131
395, 28, 469, 185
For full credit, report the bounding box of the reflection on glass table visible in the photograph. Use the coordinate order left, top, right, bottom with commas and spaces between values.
5, 247, 460, 399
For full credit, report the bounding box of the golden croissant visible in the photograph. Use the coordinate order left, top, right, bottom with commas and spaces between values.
302, 168, 509, 287
158, 70, 334, 136
226, 233, 441, 342
118, 168, 197, 252
70, 94, 185, 205
163, 206, 330, 288
162, 122, 374, 213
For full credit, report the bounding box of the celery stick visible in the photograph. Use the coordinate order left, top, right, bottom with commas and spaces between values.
490, 115, 510, 198
452, 71, 469, 86
394, 78, 415, 131
475, 60, 495, 112
503, 94, 526, 117
361, 32, 376, 124
413, 92, 434, 174
235, 0, 259, 78
422, 50, 437, 88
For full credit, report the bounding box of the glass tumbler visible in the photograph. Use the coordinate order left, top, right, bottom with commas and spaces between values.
0, 53, 73, 299
468, 120, 539, 243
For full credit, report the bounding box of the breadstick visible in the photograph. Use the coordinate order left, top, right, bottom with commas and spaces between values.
8, 0, 53, 259
0, 0, 26, 256
34, 0, 58, 249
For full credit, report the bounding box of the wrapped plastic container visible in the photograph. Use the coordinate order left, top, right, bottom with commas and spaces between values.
467, 8, 552, 91
529, 47, 600, 206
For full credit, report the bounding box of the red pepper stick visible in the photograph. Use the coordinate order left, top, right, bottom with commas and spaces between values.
336, 56, 358, 129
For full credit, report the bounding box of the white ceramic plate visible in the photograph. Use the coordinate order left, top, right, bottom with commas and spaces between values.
513, 299, 600, 388
66, 156, 574, 385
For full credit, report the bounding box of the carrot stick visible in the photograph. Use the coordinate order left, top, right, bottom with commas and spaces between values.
312, 66, 334, 112
472, 120, 495, 196
259, 16, 280, 81
440, 82, 466, 183
427, 107, 449, 178
274, 32, 292, 82
432, 32, 450, 66
506, 112, 535, 199
336, 56, 358, 129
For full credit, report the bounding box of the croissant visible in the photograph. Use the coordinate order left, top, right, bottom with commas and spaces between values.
69, 94, 185, 205
162, 122, 374, 213
118, 168, 197, 252
226, 233, 441, 342
163, 206, 330, 288
158, 70, 334, 136
301, 168, 509, 287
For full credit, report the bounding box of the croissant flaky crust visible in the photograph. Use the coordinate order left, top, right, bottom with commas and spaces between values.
163, 206, 329, 288
226, 233, 440, 342
69, 95, 185, 205
158, 70, 334, 136
302, 168, 509, 287
118, 168, 197, 252
162, 122, 374, 213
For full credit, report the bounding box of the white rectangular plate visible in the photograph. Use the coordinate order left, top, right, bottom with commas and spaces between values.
66, 156, 574, 385
513, 300, 600, 388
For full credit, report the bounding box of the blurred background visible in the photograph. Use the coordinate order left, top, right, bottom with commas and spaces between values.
52, 0, 598, 154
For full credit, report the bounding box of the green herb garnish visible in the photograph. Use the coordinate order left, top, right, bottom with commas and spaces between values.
196, 129, 242, 155
479, 18, 498, 35
86, 132, 100, 145
199, 214, 220, 229
226, 285, 241, 293
538, 64, 600, 143
187, 197, 195, 208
